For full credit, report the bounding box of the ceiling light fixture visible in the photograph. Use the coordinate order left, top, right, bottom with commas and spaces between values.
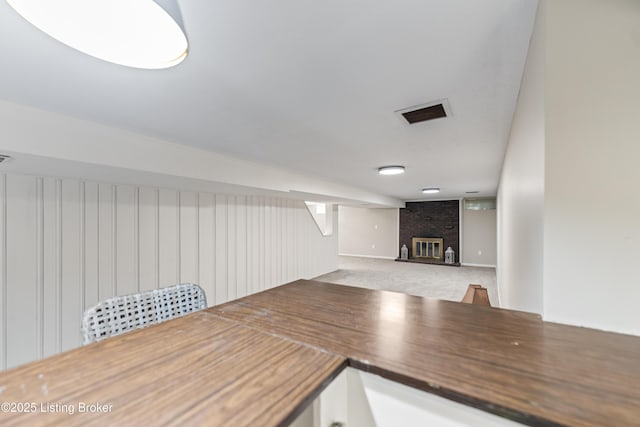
422, 188, 440, 194
378, 166, 405, 176
7, 0, 188, 69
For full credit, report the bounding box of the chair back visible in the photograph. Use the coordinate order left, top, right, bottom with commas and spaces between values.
82, 283, 207, 344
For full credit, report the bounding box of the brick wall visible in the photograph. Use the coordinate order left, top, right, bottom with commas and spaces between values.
399, 200, 459, 261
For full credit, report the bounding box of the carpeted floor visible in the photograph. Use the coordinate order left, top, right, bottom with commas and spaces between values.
315, 256, 499, 307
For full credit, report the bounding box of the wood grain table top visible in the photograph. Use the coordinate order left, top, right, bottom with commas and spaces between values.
0, 311, 345, 427
211, 280, 640, 427
1, 279, 639, 426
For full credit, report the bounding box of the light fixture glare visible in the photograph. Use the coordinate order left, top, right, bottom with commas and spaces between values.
378, 166, 405, 176
422, 188, 440, 194
7, 0, 189, 69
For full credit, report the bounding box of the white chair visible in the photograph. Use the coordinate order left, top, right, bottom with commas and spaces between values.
81, 283, 207, 344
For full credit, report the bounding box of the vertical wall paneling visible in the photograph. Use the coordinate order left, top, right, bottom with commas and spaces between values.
158, 189, 179, 288
138, 188, 158, 292
289, 200, 298, 280
273, 198, 279, 286
198, 193, 215, 305
265, 198, 272, 289
271, 198, 282, 288
282, 199, 287, 284
6, 175, 38, 367
83, 182, 99, 311
79, 182, 85, 321
134, 187, 140, 293
283, 200, 289, 284
293, 200, 299, 280
36, 178, 44, 359
227, 196, 237, 300
0, 173, 338, 369
279, 199, 285, 284
245, 197, 253, 295
112, 185, 117, 296
60, 180, 81, 351
253, 197, 259, 293
255, 197, 261, 292
115, 186, 136, 296
56, 180, 63, 351
297, 203, 305, 279
215, 194, 228, 303
236, 196, 247, 298
0, 175, 6, 369
273, 198, 279, 287
97, 184, 114, 301
195, 194, 200, 285
176, 192, 180, 284
300, 205, 308, 278
259, 197, 265, 292
179, 191, 198, 284
276, 198, 282, 286
251, 196, 259, 294
284, 200, 293, 283
42, 179, 58, 357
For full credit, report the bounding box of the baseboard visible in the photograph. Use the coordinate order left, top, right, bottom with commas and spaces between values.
461, 263, 497, 268
339, 253, 398, 260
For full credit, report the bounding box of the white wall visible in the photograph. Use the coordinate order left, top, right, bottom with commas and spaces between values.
338, 207, 398, 259
543, 0, 640, 335
496, 0, 545, 314
498, 0, 640, 335
462, 208, 496, 267
0, 172, 338, 370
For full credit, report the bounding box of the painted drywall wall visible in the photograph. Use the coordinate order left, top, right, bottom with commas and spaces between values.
338, 206, 398, 259
462, 207, 497, 267
0, 172, 338, 370
543, 0, 640, 335
496, 0, 544, 314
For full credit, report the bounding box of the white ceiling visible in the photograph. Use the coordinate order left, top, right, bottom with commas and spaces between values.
0, 0, 538, 202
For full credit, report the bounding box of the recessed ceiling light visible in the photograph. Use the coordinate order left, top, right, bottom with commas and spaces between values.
422, 188, 440, 194
7, 0, 188, 69
378, 166, 405, 175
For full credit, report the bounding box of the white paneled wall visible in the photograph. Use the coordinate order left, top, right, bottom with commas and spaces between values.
0, 173, 338, 369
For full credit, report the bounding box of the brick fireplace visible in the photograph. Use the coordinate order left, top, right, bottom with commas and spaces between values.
399, 200, 459, 264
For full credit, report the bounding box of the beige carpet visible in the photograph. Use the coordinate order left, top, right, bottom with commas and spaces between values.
315, 256, 499, 307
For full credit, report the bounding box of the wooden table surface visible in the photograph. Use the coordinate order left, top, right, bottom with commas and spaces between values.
1, 279, 640, 426
0, 310, 345, 427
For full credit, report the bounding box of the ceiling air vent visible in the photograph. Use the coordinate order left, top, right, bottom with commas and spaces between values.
395, 99, 451, 125
0, 155, 12, 163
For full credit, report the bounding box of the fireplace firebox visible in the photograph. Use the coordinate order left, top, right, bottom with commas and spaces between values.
412, 237, 443, 260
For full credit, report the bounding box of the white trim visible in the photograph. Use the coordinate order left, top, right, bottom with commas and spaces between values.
461, 262, 496, 268
339, 253, 397, 260
458, 197, 463, 263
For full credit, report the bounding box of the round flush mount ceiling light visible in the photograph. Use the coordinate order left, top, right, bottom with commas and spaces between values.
422, 188, 440, 194
378, 166, 406, 176
6, 0, 188, 69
